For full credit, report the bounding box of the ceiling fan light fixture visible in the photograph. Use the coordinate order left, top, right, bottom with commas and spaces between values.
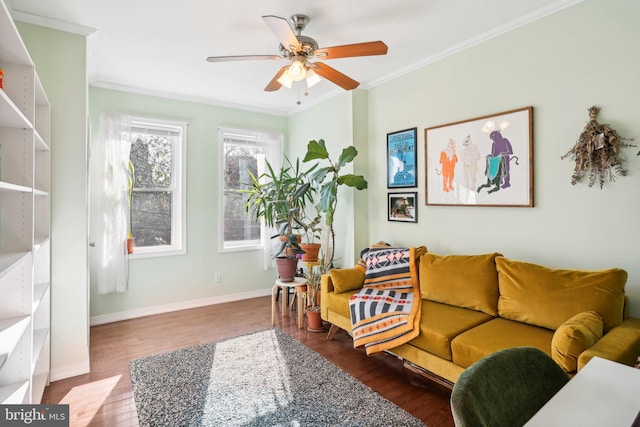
277, 72, 293, 89
305, 68, 321, 88
287, 56, 307, 81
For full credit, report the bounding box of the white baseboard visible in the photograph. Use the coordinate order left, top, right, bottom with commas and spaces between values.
90, 288, 273, 326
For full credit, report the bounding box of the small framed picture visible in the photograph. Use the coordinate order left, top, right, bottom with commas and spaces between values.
387, 127, 418, 188
388, 192, 418, 223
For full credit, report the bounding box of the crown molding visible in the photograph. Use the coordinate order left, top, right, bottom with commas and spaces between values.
10, 10, 96, 35
91, 80, 292, 117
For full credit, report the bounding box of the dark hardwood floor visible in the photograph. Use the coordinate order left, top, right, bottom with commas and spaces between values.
42, 296, 455, 426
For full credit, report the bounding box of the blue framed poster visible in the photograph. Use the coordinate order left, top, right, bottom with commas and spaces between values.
387, 127, 417, 188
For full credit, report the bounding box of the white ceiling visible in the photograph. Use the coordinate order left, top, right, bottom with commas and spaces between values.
7, 0, 582, 116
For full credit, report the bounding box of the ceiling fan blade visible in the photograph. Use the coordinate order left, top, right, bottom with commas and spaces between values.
262, 15, 301, 53
264, 66, 289, 92
206, 55, 282, 63
311, 62, 359, 90
314, 41, 388, 59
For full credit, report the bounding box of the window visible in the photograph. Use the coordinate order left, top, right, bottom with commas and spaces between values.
219, 128, 282, 252
129, 117, 186, 257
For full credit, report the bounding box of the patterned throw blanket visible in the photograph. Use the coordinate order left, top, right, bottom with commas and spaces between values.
349, 246, 425, 355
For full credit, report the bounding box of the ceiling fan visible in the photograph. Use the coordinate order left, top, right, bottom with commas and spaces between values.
206, 14, 388, 92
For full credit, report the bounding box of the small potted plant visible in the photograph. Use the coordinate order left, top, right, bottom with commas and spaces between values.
126, 160, 135, 254
304, 266, 324, 331
294, 211, 322, 262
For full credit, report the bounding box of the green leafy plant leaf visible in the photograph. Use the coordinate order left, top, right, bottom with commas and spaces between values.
338, 146, 358, 168
338, 174, 368, 190
303, 139, 329, 161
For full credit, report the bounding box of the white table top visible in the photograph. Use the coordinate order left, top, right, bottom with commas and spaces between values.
274, 277, 307, 287
525, 357, 640, 426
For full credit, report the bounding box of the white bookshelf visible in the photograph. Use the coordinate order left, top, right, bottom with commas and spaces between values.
0, 0, 51, 404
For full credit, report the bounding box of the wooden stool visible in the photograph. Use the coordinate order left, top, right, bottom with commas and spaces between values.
272, 277, 307, 329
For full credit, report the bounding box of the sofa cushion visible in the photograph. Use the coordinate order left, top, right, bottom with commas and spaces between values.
324, 287, 360, 319
451, 318, 554, 368
551, 311, 603, 373
496, 257, 627, 332
419, 252, 501, 316
329, 268, 365, 293
409, 300, 494, 360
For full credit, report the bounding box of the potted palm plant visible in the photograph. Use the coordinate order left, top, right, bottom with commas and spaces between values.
244, 157, 317, 281
303, 139, 368, 271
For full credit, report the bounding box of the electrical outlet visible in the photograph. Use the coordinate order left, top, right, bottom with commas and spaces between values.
214, 272, 221, 283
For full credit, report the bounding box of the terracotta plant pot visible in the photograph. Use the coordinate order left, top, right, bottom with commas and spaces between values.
306, 308, 324, 332
127, 237, 135, 254
275, 257, 298, 282
300, 243, 321, 262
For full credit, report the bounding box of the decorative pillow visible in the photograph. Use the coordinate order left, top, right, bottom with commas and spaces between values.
419, 252, 501, 316
362, 247, 412, 288
330, 268, 365, 293
356, 241, 393, 272
551, 311, 603, 373
496, 257, 627, 332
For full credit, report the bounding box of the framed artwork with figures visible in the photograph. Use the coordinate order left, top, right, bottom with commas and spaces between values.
425, 107, 533, 207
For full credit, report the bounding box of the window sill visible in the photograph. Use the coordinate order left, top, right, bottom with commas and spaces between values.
128, 247, 186, 259
220, 245, 262, 254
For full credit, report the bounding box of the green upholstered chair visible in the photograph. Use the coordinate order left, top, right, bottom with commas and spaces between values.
450, 346, 570, 427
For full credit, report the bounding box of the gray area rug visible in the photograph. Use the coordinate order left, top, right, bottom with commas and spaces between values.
129, 328, 425, 426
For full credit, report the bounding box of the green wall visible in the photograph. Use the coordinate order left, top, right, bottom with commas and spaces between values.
89, 87, 288, 319
17, 23, 91, 380
365, 0, 640, 316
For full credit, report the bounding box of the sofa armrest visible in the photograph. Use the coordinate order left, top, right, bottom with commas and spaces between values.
578, 317, 640, 370
320, 274, 334, 321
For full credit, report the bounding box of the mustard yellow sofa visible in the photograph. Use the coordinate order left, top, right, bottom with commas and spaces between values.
321, 252, 640, 385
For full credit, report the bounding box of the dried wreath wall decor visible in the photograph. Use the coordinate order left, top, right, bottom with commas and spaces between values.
561, 105, 635, 188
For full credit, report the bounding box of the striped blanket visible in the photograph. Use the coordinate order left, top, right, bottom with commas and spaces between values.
349, 246, 425, 355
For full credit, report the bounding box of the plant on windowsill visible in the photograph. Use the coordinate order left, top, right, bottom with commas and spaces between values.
303, 139, 368, 272
126, 159, 135, 254
243, 156, 317, 281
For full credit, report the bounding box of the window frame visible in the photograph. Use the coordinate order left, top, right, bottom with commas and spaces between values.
219, 128, 279, 253
129, 116, 187, 259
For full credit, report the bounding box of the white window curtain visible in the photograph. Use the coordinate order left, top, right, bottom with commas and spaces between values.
91, 113, 132, 294
257, 131, 283, 270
